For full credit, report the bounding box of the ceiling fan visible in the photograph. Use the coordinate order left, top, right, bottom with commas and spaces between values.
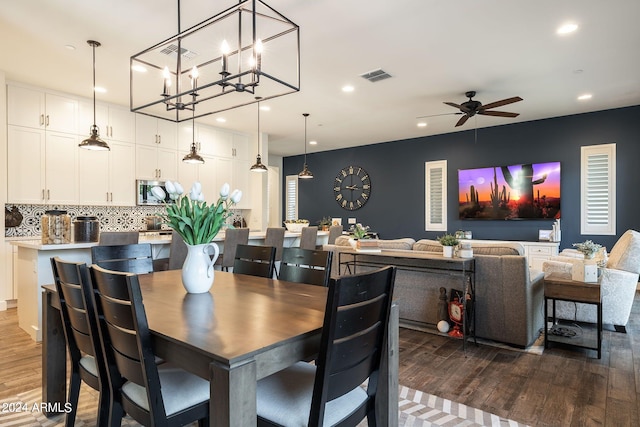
443, 91, 523, 127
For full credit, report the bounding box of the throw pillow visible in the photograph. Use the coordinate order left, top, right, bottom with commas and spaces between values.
607, 230, 640, 274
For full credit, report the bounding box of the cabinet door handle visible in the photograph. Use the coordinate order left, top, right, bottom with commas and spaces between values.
47, 189, 50, 200
158, 169, 162, 178
40, 114, 45, 126
158, 135, 161, 144
42, 189, 45, 200
45, 115, 50, 127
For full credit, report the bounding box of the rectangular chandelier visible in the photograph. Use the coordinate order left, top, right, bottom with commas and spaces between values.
130, 0, 300, 122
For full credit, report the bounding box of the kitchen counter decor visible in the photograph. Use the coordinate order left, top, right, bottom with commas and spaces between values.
153, 180, 242, 293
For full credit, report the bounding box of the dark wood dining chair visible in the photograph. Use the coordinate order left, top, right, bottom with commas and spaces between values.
220, 227, 250, 271
300, 226, 318, 250
98, 231, 139, 245
91, 243, 154, 274
50, 257, 110, 427
232, 244, 276, 278
168, 230, 188, 270
265, 227, 286, 277
88, 264, 210, 427
278, 247, 333, 287
256, 265, 397, 427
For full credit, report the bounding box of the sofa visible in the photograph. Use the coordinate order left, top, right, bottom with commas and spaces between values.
324, 236, 545, 347
543, 229, 640, 332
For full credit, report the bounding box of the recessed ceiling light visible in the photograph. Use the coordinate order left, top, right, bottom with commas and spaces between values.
131, 64, 147, 73
94, 86, 107, 93
557, 23, 578, 35
417, 122, 427, 128
64, 44, 76, 51
309, 140, 318, 145
342, 85, 354, 93
216, 117, 226, 123
578, 93, 592, 101
259, 105, 271, 111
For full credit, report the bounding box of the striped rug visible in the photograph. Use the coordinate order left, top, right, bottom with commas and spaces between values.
0, 385, 529, 426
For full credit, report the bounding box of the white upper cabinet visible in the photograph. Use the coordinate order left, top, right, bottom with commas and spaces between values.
135, 114, 178, 149
8, 85, 77, 134
78, 101, 135, 143
232, 133, 250, 161
79, 141, 135, 206
198, 125, 233, 158
136, 144, 178, 182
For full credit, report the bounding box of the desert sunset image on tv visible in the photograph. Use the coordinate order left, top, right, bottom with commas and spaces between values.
458, 162, 561, 220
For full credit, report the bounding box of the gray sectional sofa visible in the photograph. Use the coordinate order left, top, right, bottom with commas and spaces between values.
324, 237, 545, 347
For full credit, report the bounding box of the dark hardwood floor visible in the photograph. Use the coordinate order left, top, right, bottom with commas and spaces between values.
1, 292, 639, 426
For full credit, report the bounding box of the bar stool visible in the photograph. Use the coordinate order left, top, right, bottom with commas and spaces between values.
265, 227, 285, 277
300, 226, 318, 250
219, 228, 250, 272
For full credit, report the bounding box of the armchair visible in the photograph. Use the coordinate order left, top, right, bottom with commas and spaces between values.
543, 230, 640, 332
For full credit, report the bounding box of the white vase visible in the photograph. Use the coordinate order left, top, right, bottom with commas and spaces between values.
443, 245, 454, 258
181, 242, 220, 293
348, 237, 358, 249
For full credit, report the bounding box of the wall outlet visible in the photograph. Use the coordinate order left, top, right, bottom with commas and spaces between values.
348, 218, 356, 224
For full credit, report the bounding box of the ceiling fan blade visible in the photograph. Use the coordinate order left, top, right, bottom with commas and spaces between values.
455, 115, 470, 127
444, 101, 462, 109
479, 96, 523, 111
477, 110, 520, 118
416, 112, 463, 119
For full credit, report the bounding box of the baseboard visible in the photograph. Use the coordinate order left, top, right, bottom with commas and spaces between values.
0, 300, 6, 311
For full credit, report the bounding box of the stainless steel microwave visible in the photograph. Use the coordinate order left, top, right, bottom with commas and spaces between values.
136, 180, 170, 205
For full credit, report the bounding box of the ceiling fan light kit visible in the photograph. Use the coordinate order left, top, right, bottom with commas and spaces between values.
130, 0, 300, 122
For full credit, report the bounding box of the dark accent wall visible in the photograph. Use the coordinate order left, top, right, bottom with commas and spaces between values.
283, 106, 640, 250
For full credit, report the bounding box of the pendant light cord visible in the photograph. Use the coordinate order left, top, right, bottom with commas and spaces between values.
303, 113, 309, 163
91, 43, 96, 126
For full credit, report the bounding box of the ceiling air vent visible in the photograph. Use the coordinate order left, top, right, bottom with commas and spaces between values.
360, 68, 392, 83
159, 44, 198, 60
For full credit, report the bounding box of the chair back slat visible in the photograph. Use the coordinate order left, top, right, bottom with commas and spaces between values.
98, 231, 139, 245
92, 243, 154, 274
278, 248, 333, 287
309, 265, 396, 425
233, 244, 276, 278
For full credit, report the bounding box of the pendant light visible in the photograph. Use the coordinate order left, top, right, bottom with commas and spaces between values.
79, 40, 110, 151
298, 113, 313, 179
250, 97, 268, 172
182, 107, 205, 164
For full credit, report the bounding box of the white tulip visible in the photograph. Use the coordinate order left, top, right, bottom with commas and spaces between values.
165, 180, 176, 195
151, 186, 166, 201
198, 192, 205, 202
174, 181, 184, 194
189, 189, 200, 201
220, 183, 230, 198
191, 181, 202, 195
230, 189, 242, 204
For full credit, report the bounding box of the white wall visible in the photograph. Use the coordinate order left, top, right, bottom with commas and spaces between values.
1, 70, 11, 309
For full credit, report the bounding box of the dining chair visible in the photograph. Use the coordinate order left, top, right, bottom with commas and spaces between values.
219, 227, 250, 271
91, 243, 154, 274
278, 247, 333, 287
327, 225, 343, 245
265, 227, 286, 277
233, 244, 276, 278
98, 231, 139, 245
168, 230, 188, 270
50, 257, 110, 427
300, 226, 319, 250
256, 265, 397, 426
88, 264, 210, 427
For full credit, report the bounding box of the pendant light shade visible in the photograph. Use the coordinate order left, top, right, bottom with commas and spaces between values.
182, 108, 204, 164
79, 40, 110, 151
298, 113, 313, 179
250, 97, 268, 172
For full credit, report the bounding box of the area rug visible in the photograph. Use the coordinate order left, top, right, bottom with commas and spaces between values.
0, 385, 529, 426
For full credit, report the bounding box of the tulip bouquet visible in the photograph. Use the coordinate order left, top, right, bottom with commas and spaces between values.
151, 181, 242, 245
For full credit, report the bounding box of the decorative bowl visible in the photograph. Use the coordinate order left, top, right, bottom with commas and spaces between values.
285, 222, 309, 232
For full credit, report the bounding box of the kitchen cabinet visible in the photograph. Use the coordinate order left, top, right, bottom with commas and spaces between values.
7, 125, 78, 204
7, 85, 77, 134
135, 114, 178, 149
1, 241, 16, 306
198, 125, 233, 158
78, 101, 135, 143
136, 144, 178, 181
177, 155, 232, 203
79, 141, 136, 205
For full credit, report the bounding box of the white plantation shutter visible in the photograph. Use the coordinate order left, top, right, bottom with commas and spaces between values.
425, 160, 447, 231
285, 175, 298, 221
581, 143, 616, 235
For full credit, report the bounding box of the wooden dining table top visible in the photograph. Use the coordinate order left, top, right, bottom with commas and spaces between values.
137, 269, 328, 365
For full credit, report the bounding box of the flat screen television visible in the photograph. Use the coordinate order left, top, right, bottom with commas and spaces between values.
458, 161, 561, 220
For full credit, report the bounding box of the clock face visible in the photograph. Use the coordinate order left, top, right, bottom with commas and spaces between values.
333, 165, 371, 211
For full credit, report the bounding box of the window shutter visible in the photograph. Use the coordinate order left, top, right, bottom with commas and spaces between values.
581, 143, 616, 235
285, 175, 298, 220
425, 160, 447, 231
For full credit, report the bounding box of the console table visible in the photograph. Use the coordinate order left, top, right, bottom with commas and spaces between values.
459, 239, 559, 270
338, 249, 476, 351
544, 273, 602, 358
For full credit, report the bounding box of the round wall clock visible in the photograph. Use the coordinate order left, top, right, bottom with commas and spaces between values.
333, 165, 371, 210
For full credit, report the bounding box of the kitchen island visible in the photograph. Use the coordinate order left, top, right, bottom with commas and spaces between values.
10, 229, 328, 341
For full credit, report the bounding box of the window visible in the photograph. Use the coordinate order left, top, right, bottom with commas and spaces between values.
425, 160, 447, 231
285, 175, 298, 220
581, 143, 616, 235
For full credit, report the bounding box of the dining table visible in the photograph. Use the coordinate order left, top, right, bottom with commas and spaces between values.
42, 269, 399, 426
